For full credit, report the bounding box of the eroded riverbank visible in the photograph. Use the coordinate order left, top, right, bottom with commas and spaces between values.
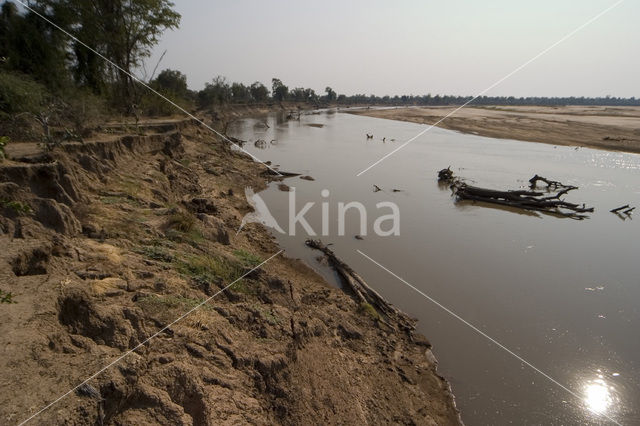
0, 117, 461, 424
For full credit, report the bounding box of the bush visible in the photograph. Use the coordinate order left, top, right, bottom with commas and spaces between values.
61, 90, 106, 138
0, 71, 48, 115
0, 289, 16, 304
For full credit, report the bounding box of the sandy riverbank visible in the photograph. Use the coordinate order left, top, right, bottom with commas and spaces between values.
349, 105, 640, 153
0, 115, 460, 424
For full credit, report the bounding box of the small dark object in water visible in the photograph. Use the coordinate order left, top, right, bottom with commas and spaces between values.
437, 167, 454, 182
373, 185, 382, 192
610, 204, 630, 213
300, 175, 315, 181
383, 137, 386, 142
366, 133, 373, 139
392, 189, 403, 192
278, 183, 291, 192
354, 235, 364, 240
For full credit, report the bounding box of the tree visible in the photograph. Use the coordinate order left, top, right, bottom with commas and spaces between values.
38, 0, 181, 108
249, 81, 268, 102
197, 76, 231, 107
0, 2, 69, 91
325, 86, 337, 102
231, 82, 250, 103
271, 78, 288, 102
153, 69, 188, 98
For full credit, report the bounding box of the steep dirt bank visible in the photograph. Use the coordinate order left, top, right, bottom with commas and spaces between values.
350, 105, 640, 153
0, 119, 461, 425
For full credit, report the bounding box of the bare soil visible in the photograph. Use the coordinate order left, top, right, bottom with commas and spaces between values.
0, 117, 460, 425
350, 105, 640, 153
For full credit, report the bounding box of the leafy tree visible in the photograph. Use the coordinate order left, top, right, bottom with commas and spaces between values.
230, 82, 250, 103
271, 78, 288, 102
249, 81, 268, 102
38, 0, 181, 108
0, 2, 69, 91
325, 86, 337, 102
153, 69, 188, 98
198, 76, 231, 107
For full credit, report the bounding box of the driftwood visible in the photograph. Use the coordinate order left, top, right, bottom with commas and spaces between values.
439, 168, 594, 219
261, 169, 301, 178
305, 239, 416, 332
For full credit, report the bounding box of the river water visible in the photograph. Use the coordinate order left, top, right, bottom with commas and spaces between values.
228, 109, 640, 425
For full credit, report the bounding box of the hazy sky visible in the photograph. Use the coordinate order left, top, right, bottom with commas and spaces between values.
148, 0, 638, 97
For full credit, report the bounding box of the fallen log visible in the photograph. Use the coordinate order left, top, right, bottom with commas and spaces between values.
305, 239, 416, 332
439, 168, 593, 219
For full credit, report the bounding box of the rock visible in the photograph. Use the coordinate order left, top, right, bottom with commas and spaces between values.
186, 197, 217, 214
158, 354, 175, 364
300, 175, 315, 181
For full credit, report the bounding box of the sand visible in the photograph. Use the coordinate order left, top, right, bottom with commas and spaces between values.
350, 105, 640, 153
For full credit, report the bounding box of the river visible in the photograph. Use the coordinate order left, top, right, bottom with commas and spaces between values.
228, 108, 640, 425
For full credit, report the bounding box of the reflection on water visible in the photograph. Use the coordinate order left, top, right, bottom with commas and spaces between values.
228, 109, 640, 425
585, 378, 613, 415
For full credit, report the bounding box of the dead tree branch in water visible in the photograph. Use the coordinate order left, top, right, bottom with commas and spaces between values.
439, 169, 594, 219
305, 239, 416, 332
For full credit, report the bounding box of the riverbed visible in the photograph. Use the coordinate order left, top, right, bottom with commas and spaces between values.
228, 109, 640, 425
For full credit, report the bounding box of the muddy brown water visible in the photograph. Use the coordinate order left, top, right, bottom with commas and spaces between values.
228, 109, 640, 425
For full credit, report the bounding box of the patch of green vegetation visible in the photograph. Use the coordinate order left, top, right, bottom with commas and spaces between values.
233, 249, 262, 268
0, 199, 32, 215
263, 309, 280, 325
0, 136, 8, 160
358, 302, 381, 321
118, 178, 143, 199
99, 195, 141, 207
229, 280, 256, 296
165, 211, 195, 233
137, 294, 214, 312
177, 158, 192, 167
0, 290, 16, 304
174, 253, 257, 296
135, 245, 174, 262
175, 254, 242, 287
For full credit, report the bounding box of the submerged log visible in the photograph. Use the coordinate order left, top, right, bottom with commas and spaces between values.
305, 239, 416, 332
441, 169, 594, 219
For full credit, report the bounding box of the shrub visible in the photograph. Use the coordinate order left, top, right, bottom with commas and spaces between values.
165, 211, 195, 233
0, 289, 16, 304
234, 249, 262, 268
0, 198, 32, 215
0, 71, 47, 115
